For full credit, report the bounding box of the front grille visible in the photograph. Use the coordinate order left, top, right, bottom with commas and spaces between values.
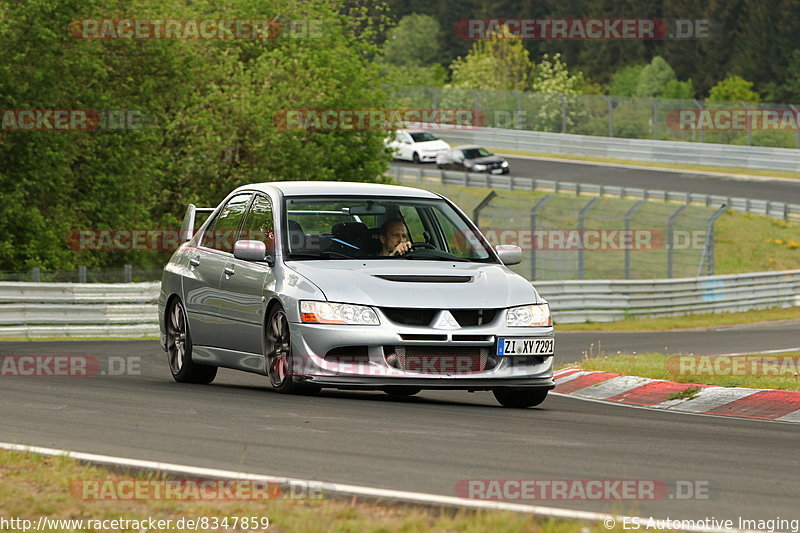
450, 309, 498, 326
381, 308, 437, 326
380, 308, 499, 327
384, 345, 497, 374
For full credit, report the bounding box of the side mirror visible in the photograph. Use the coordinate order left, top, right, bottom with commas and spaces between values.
233, 240, 270, 263
496, 244, 522, 266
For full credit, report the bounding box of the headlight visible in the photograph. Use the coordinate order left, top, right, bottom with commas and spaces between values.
300, 301, 380, 325
473, 164, 487, 171
501, 161, 509, 167
506, 304, 551, 327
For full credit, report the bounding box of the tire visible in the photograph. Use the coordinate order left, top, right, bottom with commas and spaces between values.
493, 388, 548, 408
166, 298, 217, 384
265, 304, 321, 395
412, 152, 421, 164
383, 386, 422, 397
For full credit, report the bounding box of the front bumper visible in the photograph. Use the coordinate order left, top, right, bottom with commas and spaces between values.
287, 320, 555, 390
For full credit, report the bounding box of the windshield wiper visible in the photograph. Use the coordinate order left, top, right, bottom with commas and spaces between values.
401, 253, 471, 262
287, 251, 355, 260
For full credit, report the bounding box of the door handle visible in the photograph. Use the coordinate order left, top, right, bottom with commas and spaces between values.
189, 256, 200, 267
223, 266, 235, 276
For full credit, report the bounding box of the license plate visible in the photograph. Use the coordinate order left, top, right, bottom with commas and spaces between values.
497, 338, 554, 356
490, 168, 503, 174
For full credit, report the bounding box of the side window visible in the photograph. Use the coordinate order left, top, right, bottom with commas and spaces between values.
201, 193, 252, 252
399, 205, 425, 243
430, 207, 476, 259
239, 195, 274, 252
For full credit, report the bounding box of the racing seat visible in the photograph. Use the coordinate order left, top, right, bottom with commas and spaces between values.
331, 221, 374, 255
287, 219, 305, 252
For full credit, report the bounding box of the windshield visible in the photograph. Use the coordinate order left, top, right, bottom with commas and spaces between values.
409, 132, 439, 143
462, 147, 492, 159
283, 196, 495, 262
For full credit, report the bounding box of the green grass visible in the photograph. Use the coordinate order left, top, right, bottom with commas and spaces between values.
575, 352, 800, 391
489, 147, 800, 181
556, 306, 800, 331
0, 449, 647, 533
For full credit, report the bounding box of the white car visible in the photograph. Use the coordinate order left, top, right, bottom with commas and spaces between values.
386, 130, 450, 164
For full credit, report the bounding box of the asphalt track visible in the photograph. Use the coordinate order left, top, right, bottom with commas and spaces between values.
2, 337, 799, 523
393, 156, 800, 205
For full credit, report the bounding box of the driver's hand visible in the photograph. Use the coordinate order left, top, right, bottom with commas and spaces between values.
391, 241, 413, 256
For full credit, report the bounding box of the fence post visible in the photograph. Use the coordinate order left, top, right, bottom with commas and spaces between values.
578, 197, 599, 280
472, 191, 498, 227
560, 94, 568, 133
78, 265, 87, 283
625, 200, 645, 279
667, 205, 689, 278
124, 264, 132, 283
31, 267, 40, 282
651, 99, 658, 139
694, 99, 705, 143
515, 91, 524, 129
791, 105, 800, 149
741, 101, 752, 146
529, 195, 553, 281
603, 96, 615, 137
697, 204, 728, 276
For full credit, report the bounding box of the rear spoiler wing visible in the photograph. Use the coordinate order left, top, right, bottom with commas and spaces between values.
180, 204, 215, 242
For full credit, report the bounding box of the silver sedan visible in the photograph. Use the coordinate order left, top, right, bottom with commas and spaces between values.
158, 181, 555, 407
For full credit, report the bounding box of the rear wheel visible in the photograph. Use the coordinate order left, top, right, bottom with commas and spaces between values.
265, 304, 320, 395
383, 386, 421, 397
493, 388, 548, 408
167, 299, 217, 384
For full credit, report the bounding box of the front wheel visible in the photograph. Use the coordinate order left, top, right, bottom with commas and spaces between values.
493, 388, 548, 408
166, 298, 217, 384
412, 152, 421, 164
265, 304, 320, 395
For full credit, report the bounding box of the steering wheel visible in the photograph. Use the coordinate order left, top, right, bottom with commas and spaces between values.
409, 242, 436, 250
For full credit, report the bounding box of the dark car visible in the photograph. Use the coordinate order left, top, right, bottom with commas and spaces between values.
436, 145, 510, 174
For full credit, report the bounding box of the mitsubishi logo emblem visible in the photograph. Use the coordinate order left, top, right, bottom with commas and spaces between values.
433, 310, 460, 330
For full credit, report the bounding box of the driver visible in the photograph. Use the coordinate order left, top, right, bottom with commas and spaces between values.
379, 218, 412, 257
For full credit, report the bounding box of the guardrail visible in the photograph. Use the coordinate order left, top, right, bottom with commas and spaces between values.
1, 272, 797, 336
390, 165, 800, 220
537, 269, 800, 323
435, 127, 800, 173
0, 282, 160, 338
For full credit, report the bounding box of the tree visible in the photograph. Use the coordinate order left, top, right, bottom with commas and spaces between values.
0, 0, 391, 271
662, 79, 695, 100
708, 76, 761, 102
636, 56, 677, 98
608, 65, 645, 97
380, 14, 446, 89
382, 14, 442, 67
448, 25, 533, 91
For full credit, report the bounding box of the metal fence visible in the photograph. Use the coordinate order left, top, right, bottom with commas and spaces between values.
1, 270, 797, 337
0, 265, 164, 283
0, 281, 159, 338
391, 86, 800, 149
537, 269, 800, 323
390, 166, 800, 221
392, 166, 765, 280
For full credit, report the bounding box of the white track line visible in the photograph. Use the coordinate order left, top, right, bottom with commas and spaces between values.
0, 441, 758, 532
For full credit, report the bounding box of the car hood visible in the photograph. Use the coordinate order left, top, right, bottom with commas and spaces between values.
284, 260, 541, 308
468, 155, 504, 165
414, 140, 449, 151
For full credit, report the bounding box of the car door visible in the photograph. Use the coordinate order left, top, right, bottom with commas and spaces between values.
398, 132, 413, 160
218, 193, 277, 356
183, 192, 252, 348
